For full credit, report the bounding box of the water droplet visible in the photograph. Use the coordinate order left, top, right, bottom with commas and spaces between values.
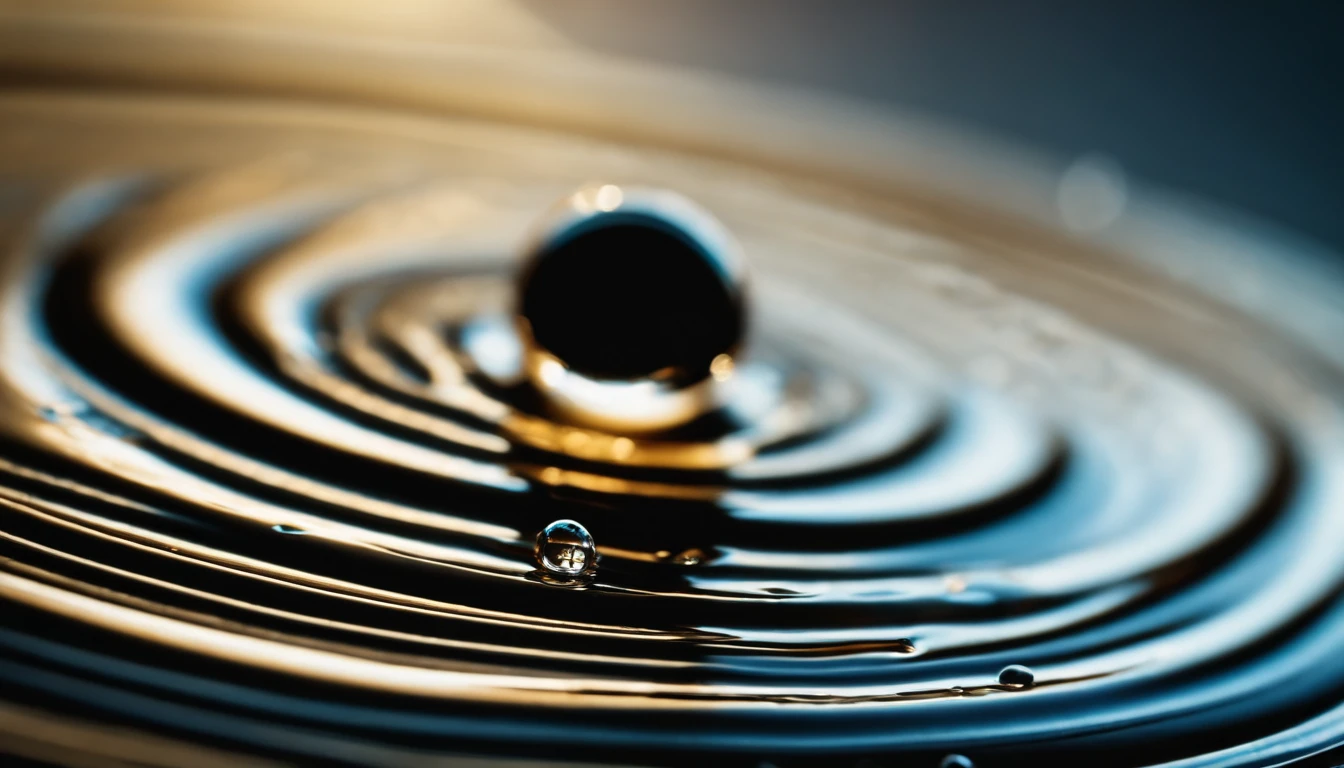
534, 519, 597, 577
272, 524, 308, 535
940, 755, 975, 768
998, 664, 1035, 689
515, 186, 747, 431
672, 548, 706, 566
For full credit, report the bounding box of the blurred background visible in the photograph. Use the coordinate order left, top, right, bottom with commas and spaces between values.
528, 1, 1344, 252
2, 0, 1338, 252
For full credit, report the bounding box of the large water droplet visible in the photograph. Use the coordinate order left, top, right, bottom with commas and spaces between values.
997, 664, 1035, 689
517, 186, 745, 385
940, 755, 975, 768
534, 519, 597, 577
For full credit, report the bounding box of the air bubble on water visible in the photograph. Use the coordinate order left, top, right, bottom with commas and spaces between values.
272, 524, 308, 535
998, 664, 1035, 689
940, 755, 975, 768
534, 519, 597, 578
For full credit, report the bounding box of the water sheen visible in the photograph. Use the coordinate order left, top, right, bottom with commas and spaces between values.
0, 93, 1342, 767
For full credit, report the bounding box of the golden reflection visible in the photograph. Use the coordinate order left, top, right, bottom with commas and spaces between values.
710, 353, 735, 382
505, 413, 752, 469
517, 341, 724, 434
520, 465, 720, 501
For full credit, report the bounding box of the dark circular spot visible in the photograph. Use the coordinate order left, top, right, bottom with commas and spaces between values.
518, 212, 744, 383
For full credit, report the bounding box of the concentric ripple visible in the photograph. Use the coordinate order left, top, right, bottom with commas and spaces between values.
1, 93, 1344, 768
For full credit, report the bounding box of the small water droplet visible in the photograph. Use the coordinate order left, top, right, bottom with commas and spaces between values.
672, 548, 706, 566
891, 638, 917, 654
272, 524, 308, 535
998, 664, 1035, 689
940, 755, 975, 768
534, 519, 597, 577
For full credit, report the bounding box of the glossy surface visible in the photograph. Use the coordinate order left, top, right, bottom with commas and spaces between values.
514, 186, 748, 433
0, 92, 1341, 768
517, 188, 745, 385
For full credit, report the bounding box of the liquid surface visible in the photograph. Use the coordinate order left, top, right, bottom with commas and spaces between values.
0, 92, 1342, 767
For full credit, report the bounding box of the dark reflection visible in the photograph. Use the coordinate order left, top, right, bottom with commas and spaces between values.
519, 217, 744, 384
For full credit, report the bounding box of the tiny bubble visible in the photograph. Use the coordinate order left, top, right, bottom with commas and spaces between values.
940, 755, 975, 768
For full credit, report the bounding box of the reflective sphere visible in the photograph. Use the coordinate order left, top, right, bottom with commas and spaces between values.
534, 519, 598, 577
517, 185, 746, 388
